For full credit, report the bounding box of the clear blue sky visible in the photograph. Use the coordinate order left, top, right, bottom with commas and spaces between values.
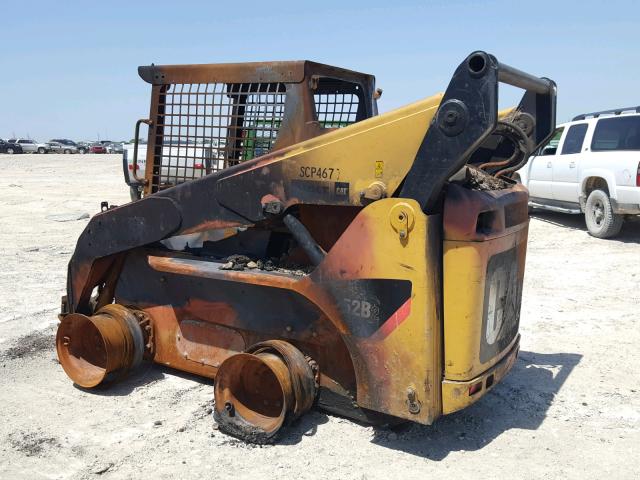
1, 0, 638, 141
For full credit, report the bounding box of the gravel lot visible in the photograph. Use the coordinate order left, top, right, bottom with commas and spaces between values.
1, 154, 639, 480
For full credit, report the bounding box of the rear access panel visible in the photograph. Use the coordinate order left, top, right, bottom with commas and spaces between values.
442, 183, 529, 382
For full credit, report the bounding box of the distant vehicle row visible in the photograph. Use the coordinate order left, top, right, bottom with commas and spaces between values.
0, 138, 124, 154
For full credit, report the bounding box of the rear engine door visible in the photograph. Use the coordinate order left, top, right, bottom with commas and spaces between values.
442, 184, 529, 383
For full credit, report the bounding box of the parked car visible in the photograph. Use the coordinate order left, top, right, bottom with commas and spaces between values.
76, 142, 91, 154
106, 142, 124, 154
50, 139, 88, 154
8, 138, 49, 154
0, 139, 24, 154
89, 144, 107, 154
46, 141, 78, 154
517, 106, 640, 238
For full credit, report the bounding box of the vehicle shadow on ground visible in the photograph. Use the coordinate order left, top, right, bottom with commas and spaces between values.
278, 410, 331, 445
370, 350, 582, 460
530, 210, 640, 243
73, 362, 211, 396
71, 350, 581, 454
75, 360, 333, 444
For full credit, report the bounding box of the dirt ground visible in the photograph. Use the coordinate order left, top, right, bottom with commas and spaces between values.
1, 154, 639, 480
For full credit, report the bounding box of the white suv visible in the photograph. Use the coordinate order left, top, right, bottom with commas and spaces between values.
517, 106, 640, 238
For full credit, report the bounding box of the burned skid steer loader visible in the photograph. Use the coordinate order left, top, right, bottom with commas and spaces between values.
56, 52, 556, 443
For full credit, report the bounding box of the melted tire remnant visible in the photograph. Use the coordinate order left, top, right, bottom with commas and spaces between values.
213, 408, 276, 445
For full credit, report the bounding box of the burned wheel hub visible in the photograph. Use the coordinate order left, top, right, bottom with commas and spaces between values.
213, 340, 317, 443
56, 304, 145, 388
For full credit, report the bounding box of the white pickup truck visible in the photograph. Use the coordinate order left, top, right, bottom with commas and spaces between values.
123, 143, 224, 201
517, 107, 640, 238
123, 143, 146, 200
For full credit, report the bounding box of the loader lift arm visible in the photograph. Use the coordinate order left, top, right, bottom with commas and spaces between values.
64, 51, 555, 316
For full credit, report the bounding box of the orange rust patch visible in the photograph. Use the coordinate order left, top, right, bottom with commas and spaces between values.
180, 220, 246, 235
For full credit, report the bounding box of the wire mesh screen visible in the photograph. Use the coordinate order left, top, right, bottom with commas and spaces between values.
314, 92, 360, 128
151, 82, 286, 191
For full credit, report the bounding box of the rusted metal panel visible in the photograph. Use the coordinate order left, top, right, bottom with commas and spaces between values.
138, 61, 308, 85
138, 61, 376, 89
443, 182, 530, 242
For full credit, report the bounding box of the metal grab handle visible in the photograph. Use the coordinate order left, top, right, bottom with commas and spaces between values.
497, 62, 554, 95
133, 119, 152, 184
466, 51, 554, 95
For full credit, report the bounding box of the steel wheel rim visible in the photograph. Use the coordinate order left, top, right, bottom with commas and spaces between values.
592, 199, 605, 226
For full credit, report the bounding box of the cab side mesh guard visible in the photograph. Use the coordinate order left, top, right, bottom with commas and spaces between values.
137, 61, 377, 194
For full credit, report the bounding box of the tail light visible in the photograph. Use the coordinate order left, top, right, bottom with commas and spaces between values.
194, 163, 204, 169
636, 161, 640, 187
469, 381, 483, 396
